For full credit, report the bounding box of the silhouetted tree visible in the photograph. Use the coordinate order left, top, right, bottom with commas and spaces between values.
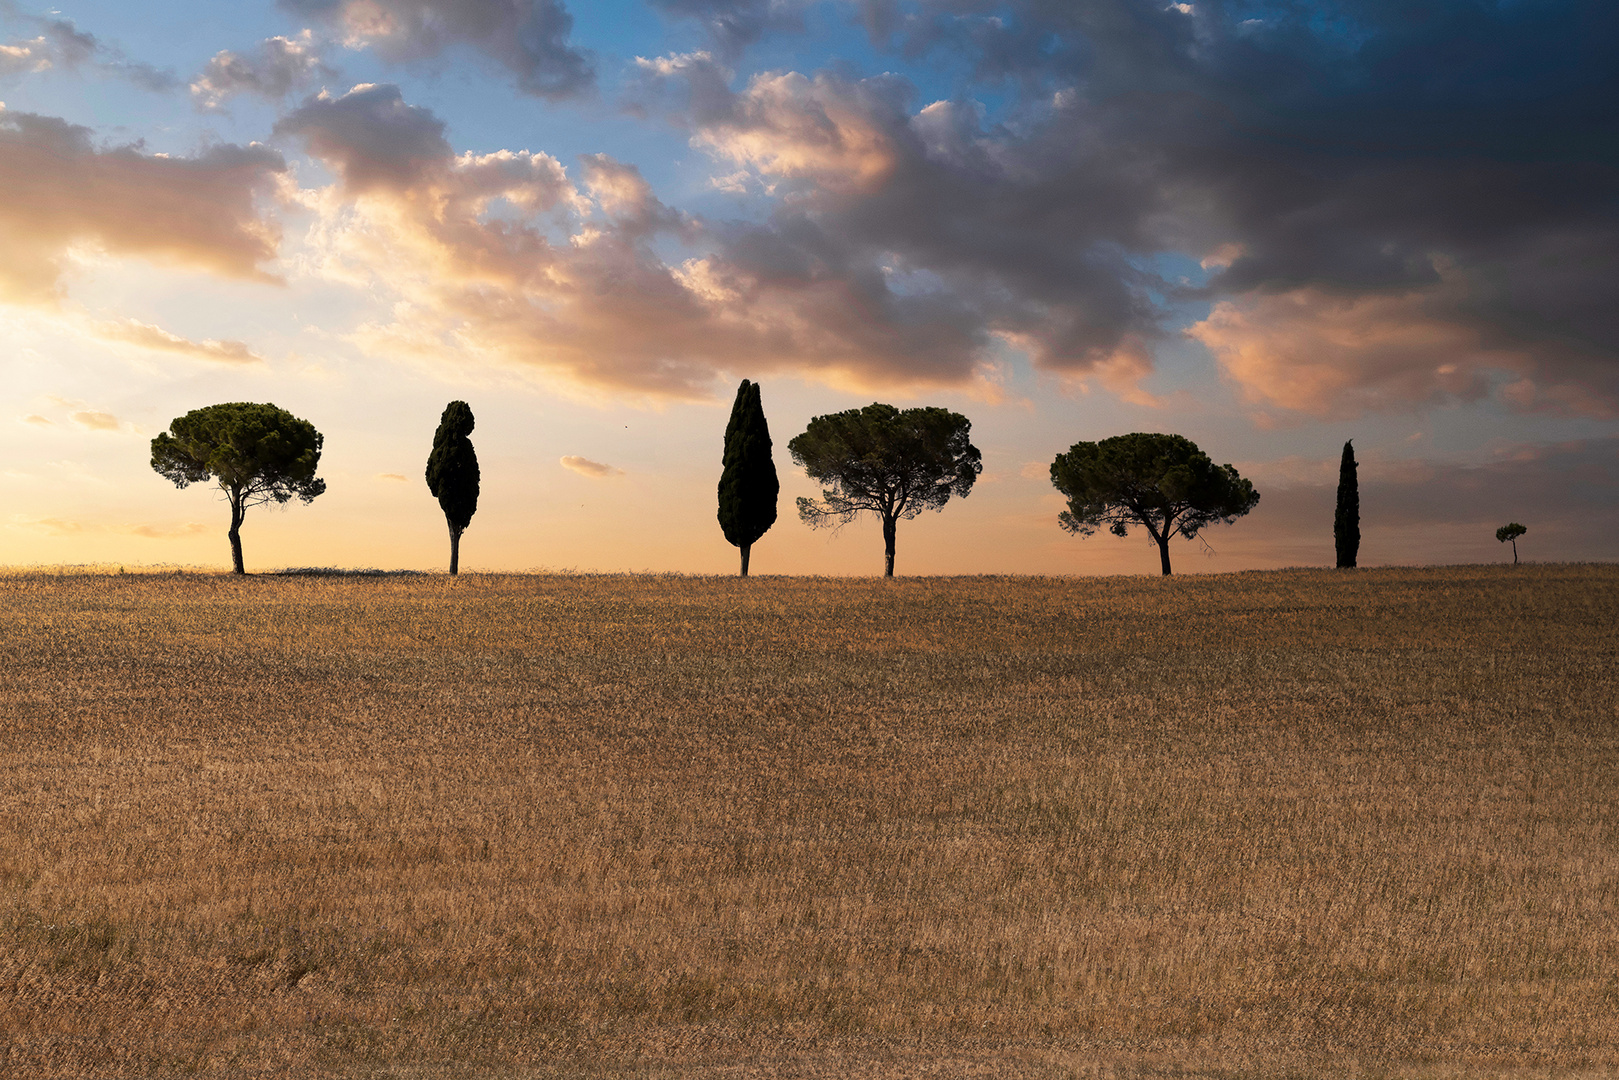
1050, 432, 1259, 576
1335, 439, 1360, 568
425, 401, 480, 576
1496, 522, 1527, 565
717, 379, 779, 576
789, 402, 981, 577
150, 402, 326, 575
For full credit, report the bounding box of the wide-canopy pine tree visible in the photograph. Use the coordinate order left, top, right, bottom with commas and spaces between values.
150, 402, 326, 575
425, 401, 480, 575
789, 402, 981, 577
717, 379, 778, 576
1050, 432, 1259, 575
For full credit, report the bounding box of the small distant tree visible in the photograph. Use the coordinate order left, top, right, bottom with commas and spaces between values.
1496, 522, 1527, 565
789, 402, 981, 577
425, 401, 480, 576
150, 402, 326, 575
717, 379, 779, 577
1050, 432, 1259, 576
1335, 439, 1360, 568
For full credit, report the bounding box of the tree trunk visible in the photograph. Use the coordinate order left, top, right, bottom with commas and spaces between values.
228, 493, 246, 575
882, 515, 897, 578
449, 526, 461, 576
1512, 539, 1519, 565
740, 542, 751, 577
1155, 511, 1173, 576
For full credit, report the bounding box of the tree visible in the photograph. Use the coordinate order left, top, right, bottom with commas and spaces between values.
1496, 522, 1527, 565
150, 402, 326, 575
717, 379, 779, 577
1049, 432, 1259, 576
1335, 439, 1360, 568
789, 402, 981, 577
425, 401, 480, 576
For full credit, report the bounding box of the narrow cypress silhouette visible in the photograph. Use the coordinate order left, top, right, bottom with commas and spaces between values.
426, 401, 479, 576
1335, 439, 1359, 568
717, 379, 779, 576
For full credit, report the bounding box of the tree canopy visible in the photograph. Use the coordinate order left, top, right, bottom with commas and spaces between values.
425, 400, 480, 575
1496, 522, 1527, 565
717, 379, 778, 577
150, 402, 326, 574
1050, 432, 1259, 575
789, 402, 981, 577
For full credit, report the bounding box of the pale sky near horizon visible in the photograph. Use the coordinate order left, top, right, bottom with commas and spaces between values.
2, 0, 1616, 576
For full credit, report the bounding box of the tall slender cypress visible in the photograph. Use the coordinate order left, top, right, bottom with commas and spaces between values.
1334, 439, 1359, 568
426, 401, 480, 576
717, 379, 779, 576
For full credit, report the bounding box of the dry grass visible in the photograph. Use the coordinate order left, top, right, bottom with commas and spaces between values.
1, 564, 1616, 1078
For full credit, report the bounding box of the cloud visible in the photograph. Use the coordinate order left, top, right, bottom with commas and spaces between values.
0, 109, 285, 303
645, 0, 806, 60
279, 0, 593, 99
126, 522, 209, 539
559, 455, 622, 478
377, 472, 407, 481
673, 69, 1164, 391
636, 0, 1619, 413
0, 16, 177, 90
1187, 273, 1618, 421
692, 71, 900, 193
191, 30, 328, 109
274, 80, 1154, 398
276, 83, 454, 193
22, 414, 50, 426
94, 318, 264, 364
280, 85, 752, 396
9, 516, 87, 536
0, 37, 52, 76
70, 410, 120, 431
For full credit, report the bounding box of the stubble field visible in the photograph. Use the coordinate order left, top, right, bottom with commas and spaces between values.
1, 564, 1616, 1078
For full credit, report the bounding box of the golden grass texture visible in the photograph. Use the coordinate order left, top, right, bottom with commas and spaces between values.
1, 564, 1616, 1079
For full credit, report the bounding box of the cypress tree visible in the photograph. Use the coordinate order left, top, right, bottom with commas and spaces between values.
1334, 439, 1359, 568
717, 379, 779, 576
426, 401, 480, 576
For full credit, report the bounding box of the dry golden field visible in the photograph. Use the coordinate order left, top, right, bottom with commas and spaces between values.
1, 564, 1617, 1079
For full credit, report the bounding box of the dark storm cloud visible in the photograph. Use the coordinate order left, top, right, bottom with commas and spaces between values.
280, 0, 593, 99
651, 0, 1619, 412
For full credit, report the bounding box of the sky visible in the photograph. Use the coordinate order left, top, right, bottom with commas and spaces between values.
1, 0, 1616, 576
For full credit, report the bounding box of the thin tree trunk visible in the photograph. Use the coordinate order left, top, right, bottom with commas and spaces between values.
1512, 540, 1519, 565
228, 492, 246, 575
740, 542, 751, 577
449, 526, 461, 576
1155, 511, 1174, 576
882, 515, 897, 578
